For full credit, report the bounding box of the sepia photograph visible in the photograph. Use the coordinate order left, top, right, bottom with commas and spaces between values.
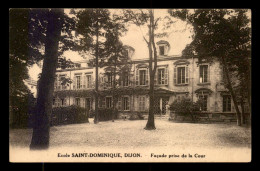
9, 8, 251, 162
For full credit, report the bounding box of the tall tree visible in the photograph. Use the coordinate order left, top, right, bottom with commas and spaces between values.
10, 8, 79, 148
120, 9, 162, 130
102, 26, 129, 121
168, 9, 251, 126
30, 9, 64, 149
9, 9, 44, 120
74, 9, 116, 124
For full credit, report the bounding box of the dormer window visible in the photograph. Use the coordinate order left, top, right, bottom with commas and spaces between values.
159, 46, 165, 55
123, 45, 135, 59
156, 40, 170, 56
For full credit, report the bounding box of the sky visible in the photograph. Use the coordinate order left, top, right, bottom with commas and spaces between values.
28, 9, 193, 81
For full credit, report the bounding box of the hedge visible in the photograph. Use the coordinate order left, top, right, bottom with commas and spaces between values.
89, 108, 118, 121
51, 105, 89, 126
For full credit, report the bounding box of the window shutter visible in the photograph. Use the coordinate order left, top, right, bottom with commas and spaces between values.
146, 96, 149, 111
146, 68, 149, 85
63, 98, 67, 106
57, 75, 61, 90
81, 98, 85, 108
83, 74, 86, 89
103, 76, 107, 89
64, 74, 68, 90
80, 75, 83, 89
91, 74, 94, 88
73, 98, 75, 105
127, 97, 130, 110
154, 69, 158, 85
165, 67, 168, 85
173, 67, 177, 85
136, 69, 139, 86
65, 98, 69, 106
185, 66, 189, 84
208, 65, 210, 82
199, 65, 203, 83
118, 97, 122, 111
102, 97, 105, 108
73, 75, 76, 89
138, 96, 142, 111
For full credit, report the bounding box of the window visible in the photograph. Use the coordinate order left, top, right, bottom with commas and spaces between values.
86, 75, 92, 88
123, 72, 129, 86
106, 97, 112, 108
159, 46, 165, 55
157, 68, 168, 85
75, 98, 80, 106
198, 95, 208, 111
85, 98, 92, 110
53, 98, 61, 107
177, 67, 185, 84
76, 75, 81, 89
107, 72, 113, 87
174, 66, 189, 85
199, 65, 209, 83
75, 64, 81, 68
123, 96, 130, 111
139, 70, 147, 85
223, 95, 231, 112
61, 98, 65, 106
60, 75, 66, 90
139, 96, 146, 111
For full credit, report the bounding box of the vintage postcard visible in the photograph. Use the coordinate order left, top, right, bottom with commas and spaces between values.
9, 8, 251, 162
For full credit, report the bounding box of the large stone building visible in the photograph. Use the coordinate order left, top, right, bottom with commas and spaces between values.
53, 40, 240, 118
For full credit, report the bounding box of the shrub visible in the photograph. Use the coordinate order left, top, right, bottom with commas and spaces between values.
90, 108, 119, 121
129, 112, 144, 120
51, 105, 89, 126
169, 98, 202, 121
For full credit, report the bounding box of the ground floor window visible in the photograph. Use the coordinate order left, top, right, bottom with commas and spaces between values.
123, 96, 130, 111
75, 98, 80, 106
60, 98, 66, 106
139, 96, 146, 111
85, 98, 92, 110
106, 97, 112, 108
198, 95, 208, 111
223, 95, 231, 112
53, 98, 61, 107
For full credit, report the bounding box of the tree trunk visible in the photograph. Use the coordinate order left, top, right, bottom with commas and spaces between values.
221, 56, 242, 126
112, 63, 117, 122
94, 25, 99, 124
145, 10, 156, 130
240, 97, 246, 125
30, 9, 63, 149
145, 84, 156, 130
85, 105, 89, 123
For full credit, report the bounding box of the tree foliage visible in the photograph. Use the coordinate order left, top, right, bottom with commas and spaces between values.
9, 8, 78, 105
169, 9, 251, 125
120, 9, 164, 130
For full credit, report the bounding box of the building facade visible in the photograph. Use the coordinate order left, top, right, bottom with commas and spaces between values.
53, 40, 240, 118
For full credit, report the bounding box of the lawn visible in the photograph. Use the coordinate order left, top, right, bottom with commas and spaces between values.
9, 118, 251, 162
